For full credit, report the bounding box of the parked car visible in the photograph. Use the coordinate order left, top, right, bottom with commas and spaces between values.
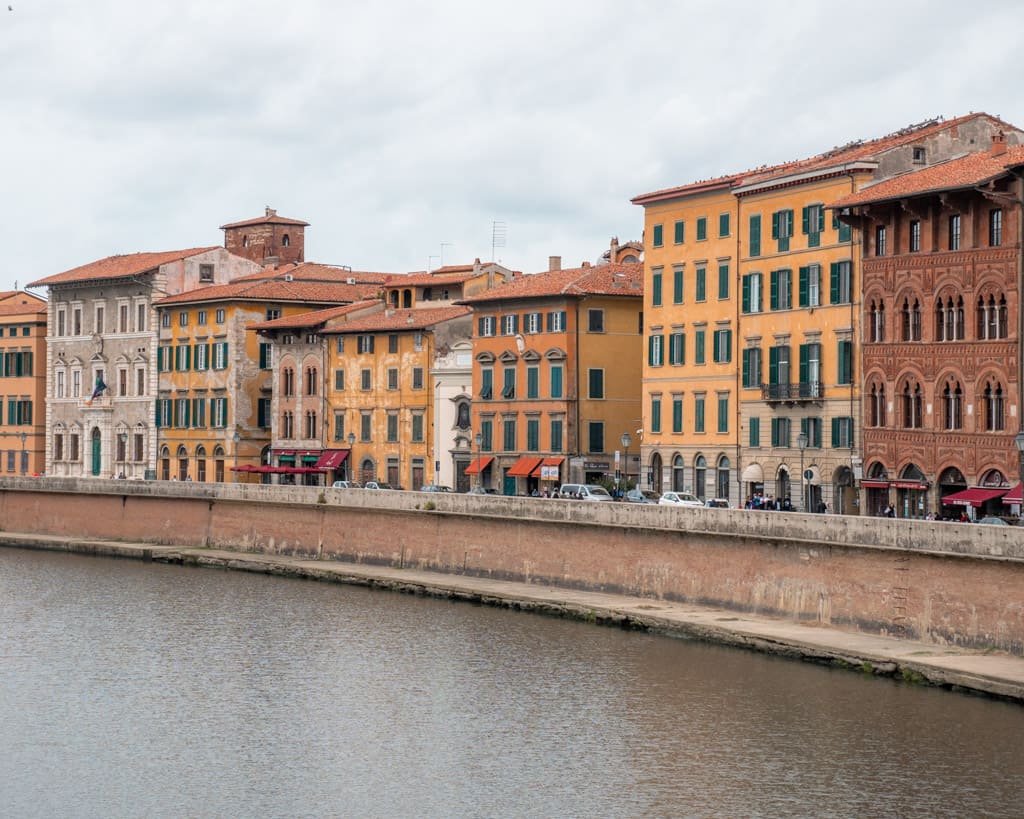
978, 516, 1010, 525
704, 498, 730, 509
557, 483, 614, 501
363, 481, 394, 490
624, 488, 660, 504
658, 491, 704, 508
331, 480, 362, 489
466, 486, 498, 495
419, 484, 452, 493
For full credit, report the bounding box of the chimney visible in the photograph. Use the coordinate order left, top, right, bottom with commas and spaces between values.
265, 206, 277, 218
992, 131, 1007, 157
548, 256, 561, 271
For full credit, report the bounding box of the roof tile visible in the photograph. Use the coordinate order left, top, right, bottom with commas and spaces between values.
29, 248, 219, 287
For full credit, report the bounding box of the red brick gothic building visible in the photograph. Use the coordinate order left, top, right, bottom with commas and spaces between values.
833, 133, 1024, 518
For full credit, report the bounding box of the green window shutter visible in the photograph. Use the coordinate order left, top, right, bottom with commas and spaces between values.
750, 417, 760, 447
673, 268, 684, 303
648, 334, 655, 366
651, 398, 661, 433
154, 399, 162, 428
742, 348, 750, 386
817, 207, 825, 232
799, 344, 809, 384
697, 217, 707, 241
652, 224, 663, 247
801, 206, 809, 235
749, 214, 761, 257
798, 266, 809, 307
527, 367, 538, 398
768, 346, 779, 385
770, 270, 780, 310
831, 417, 840, 448
726, 330, 732, 362
550, 366, 562, 397
652, 272, 662, 306
830, 262, 840, 303
696, 268, 706, 301
719, 213, 729, 237
800, 417, 809, 439
771, 211, 780, 239
185, 345, 192, 371
718, 264, 729, 300
674, 220, 684, 244
695, 398, 705, 432
839, 221, 851, 243
838, 340, 852, 384
742, 274, 750, 313
672, 398, 683, 432
695, 331, 705, 364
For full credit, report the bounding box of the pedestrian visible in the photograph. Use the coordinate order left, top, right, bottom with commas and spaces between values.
817, 500, 827, 514
883, 503, 895, 518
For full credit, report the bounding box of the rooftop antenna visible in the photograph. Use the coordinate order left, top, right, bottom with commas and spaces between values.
440, 242, 453, 268
491, 220, 507, 262
428, 255, 439, 273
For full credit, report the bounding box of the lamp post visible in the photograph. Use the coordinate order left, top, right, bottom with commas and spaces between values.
347, 431, 356, 482
19, 431, 27, 475
474, 432, 482, 491
118, 431, 127, 478
233, 431, 240, 483
796, 431, 808, 512
1014, 432, 1024, 516
620, 432, 631, 497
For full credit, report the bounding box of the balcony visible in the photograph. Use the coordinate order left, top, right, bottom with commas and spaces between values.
761, 382, 824, 403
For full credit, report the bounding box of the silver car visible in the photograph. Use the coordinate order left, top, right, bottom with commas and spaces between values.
658, 491, 704, 508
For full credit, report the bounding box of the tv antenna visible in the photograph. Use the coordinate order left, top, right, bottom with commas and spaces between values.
491, 220, 507, 261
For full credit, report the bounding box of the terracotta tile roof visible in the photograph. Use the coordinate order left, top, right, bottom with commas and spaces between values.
633, 113, 1016, 203
155, 277, 381, 307
250, 300, 383, 331
28, 248, 219, 287
219, 211, 310, 229
231, 262, 394, 285
385, 270, 477, 287
0, 300, 47, 318
458, 262, 643, 304
830, 146, 1024, 208
325, 305, 471, 334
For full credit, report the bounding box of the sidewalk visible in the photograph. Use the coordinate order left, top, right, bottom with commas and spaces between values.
5, 532, 1024, 702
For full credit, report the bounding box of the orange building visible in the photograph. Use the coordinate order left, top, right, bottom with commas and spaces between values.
0, 291, 48, 476
459, 259, 643, 494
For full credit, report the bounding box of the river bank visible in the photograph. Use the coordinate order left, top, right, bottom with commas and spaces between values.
3, 531, 1023, 703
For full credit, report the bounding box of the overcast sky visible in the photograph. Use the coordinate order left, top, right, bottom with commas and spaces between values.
3, 1, 1023, 292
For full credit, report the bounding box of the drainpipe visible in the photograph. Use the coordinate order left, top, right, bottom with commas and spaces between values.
574, 299, 581, 483
846, 171, 859, 515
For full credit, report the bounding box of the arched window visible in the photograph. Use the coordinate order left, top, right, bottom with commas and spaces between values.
456, 401, 470, 429
694, 455, 707, 500
306, 367, 318, 395
672, 454, 685, 492
283, 411, 294, 438
870, 300, 885, 342
984, 381, 1005, 431
978, 293, 1009, 340
282, 234, 291, 247
942, 379, 962, 430
869, 382, 886, 427
282, 368, 295, 397
305, 411, 318, 439
716, 456, 730, 500
901, 381, 923, 428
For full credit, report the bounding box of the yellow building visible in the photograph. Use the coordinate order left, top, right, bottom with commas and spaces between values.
0, 291, 48, 476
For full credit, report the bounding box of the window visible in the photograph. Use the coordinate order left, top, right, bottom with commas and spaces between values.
909, 220, 921, 253
742, 272, 763, 313
772, 209, 794, 251
984, 381, 1005, 431
949, 214, 961, 250
480, 368, 493, 400
199, 263, 214, 282
977, 294, 1009, 339
54, 432, 64, 461
801, 416, 822, 448
282, 368, 295, 396
651, 269, 663, 306
178, 311, 188, 328
386, 412, 398, 442
503, 417, 517, 451
360, 368, 371, 390
211, 397, 227, 428
502, 366, 516, 399
335, 337, 345, 355
387, 368, 398, 390
651, 395, 662, 433
478, 316, 496, 337
193, 343, 208, 371
196, 310, 207, 327
770, 268, 792, 310
771, 417, 790, 448
717, 394, 729, 433
74, 307, 83, 334
57, 309, 66, 336
912, 146, 926, 163
694, 395, 705, 433
412, 367, 424, 390
830, 261, 852, 304
871, 300, 886, 342
803, 204, 824, 247
669, 331, 685, 366
719, 213, 730, 238
118, 368, 127, 397
696, 217, 707, 241
526, 418, 539, 451
990, 209, 1003, 246
900, 298, 922, 341
357, 335, 374, 354
587, 310, 604, 333
876, 225, 887, 256
525, 312, 543, 334
798, 264, 820, 308
258, 342, 272, 369
749, 214, 761, 257
942, 379, 963, 430
56, 369, 65, 398
266, 308, 281, 321
712, 328, 732, 363
119, 304, 130, 332
648, 333, 664, 367
95, 305, 104, 334
588, 368, 604, 399
695, 267, 706, 302
672, 267, 684, 304
386, 334, 398, 354
260, 399, 273, 429
407, 413, 423, 444
587, 421, 604, 453
550, 364, 563, 398
215, 308, 225, 324
799, 343, 822, 390
175, 343, 191, 372
193, 398, 207, 428
742, 347, 762, 388
501, 314, 519, 335
550, 418, 563, 452
717, 264, 729, 300
672, 395, 683, 433
527, 366, 539, 399
832, 416, 854, 448
360, 411, 372, 441
674, 220, 685, 244
901, 382, 923, 428
546, 311, 566, 333
936, 296, 965, 341
869, 383, 886, 427
652, 223, 663, 247
213, 342, 228, 370
749, 417, 760, 447
769, 345, 791, 385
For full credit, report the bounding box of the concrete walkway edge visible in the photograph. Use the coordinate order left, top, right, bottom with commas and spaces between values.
5, 532, 1024, 703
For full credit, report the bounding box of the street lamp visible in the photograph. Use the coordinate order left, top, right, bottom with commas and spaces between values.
347, 431, 356, 482
118, 431, 127, 478
796, 431, 808, 512
473, 431, 483, 490
620, 432, 631, 497
233, 431, 240, 483
19, 431, 26, 475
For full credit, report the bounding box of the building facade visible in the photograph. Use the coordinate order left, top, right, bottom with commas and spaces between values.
0, 291, 48, 477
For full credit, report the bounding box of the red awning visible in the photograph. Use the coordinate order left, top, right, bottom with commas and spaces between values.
506, 456, 544, 477
464, 456, 494, 475
531, 457, 564, 478
941, 487, 1008, 507
315, 449, 349, 469
892, 480, 928, 490
1002, 484, 1022, 504
860, 480, 890, 489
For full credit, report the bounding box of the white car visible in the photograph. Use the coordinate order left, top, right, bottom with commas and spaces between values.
658, 491, 704, 508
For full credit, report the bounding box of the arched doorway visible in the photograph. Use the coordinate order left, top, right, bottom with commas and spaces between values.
694, 455, 707, 501
650, 452, 662, 493
716, 455, 730, 502
833, 466, 855, 515
864, 462, 890, 516
672, 454, 685, 491
897, 464, 928, 519
196, 446, 207, 483
937, 467, 967, 512
741, 462, 764, 506
176, 445, 189, 481
160, 445, 170, 481
360, 457, 376, 484
90, 427, 101, 476
776, 466, 790, 506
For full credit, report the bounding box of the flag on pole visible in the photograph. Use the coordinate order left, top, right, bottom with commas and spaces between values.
86, 375, 107, 406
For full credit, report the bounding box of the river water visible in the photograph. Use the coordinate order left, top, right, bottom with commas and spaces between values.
2, 548, 1023, 818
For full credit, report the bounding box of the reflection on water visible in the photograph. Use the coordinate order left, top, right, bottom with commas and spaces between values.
2, 548, 1023, 818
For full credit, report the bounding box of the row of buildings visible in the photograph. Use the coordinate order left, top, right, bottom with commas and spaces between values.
9, 112, 1024, 518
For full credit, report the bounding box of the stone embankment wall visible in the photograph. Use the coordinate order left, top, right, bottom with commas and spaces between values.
3, 477, 1023, 654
